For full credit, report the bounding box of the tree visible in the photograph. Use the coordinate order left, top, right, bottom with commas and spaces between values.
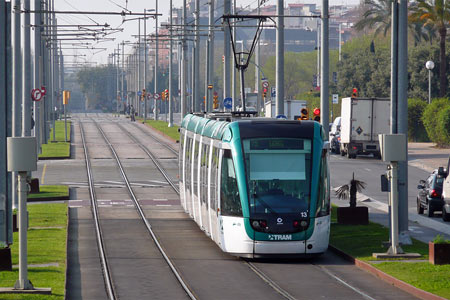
354, 0, 392, 37
410, 0, 450, 97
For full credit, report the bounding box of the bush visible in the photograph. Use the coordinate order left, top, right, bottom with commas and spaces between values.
422, 98, 450, 147
438, 106, 450, 146
408, 98, 429, 142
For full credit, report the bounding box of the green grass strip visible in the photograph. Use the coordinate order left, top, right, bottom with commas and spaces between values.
0, 203, 67, 299
28, 185, 69, 200
330, 206, 450, 298
141, 119, 180, 141
39, 121, 71, 159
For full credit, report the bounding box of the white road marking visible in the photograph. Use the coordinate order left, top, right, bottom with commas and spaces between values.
156, 204, 172, 207
69, 206, 83, 208
154, 199, 168, 201
364, 168, 371, 172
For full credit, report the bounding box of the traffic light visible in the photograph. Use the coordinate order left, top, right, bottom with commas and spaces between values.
313, 107, 320, 122
263, 87, 267, 99
300, 108, 309, 120
313, 74, 318, 87
161, 90, 166, 100
332, 72, 337, 84
213, 94, 219, 109
165, 89, 169, 101
351, 88, 358, 98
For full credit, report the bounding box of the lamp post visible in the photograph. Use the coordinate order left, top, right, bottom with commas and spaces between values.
425, 60, 434, 104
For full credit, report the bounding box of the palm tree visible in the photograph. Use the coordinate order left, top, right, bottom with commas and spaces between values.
410, 0, 450, 97
354, 0, 392, 37
335, 173, 366, 208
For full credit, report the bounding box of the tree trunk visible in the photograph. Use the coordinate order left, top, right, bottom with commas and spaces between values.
439, 26, 447, 97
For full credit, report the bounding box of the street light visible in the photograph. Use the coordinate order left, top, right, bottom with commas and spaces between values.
425, 60, 434, 104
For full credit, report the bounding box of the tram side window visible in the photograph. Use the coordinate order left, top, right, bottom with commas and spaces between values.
202, 143, 209, 206
211, 147, 219, 211
220, 150, 242, 216
185, 137, 192, 188
316, 149, 330, 217
193, 141, 199, 197
179, 133, 185, 178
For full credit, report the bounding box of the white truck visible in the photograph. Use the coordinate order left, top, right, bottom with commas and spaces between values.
264, 99, 307, 120
340, 97, 390, 159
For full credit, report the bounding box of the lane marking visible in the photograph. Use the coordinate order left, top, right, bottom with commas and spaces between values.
156, 204, 172, 207
364, 168, 371, 172
316, 265, 377, 300
154, 199, 168, 201
41, 164, 47, 184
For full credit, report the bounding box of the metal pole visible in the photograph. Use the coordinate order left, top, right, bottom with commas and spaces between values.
122, 41, 125, 109
144, 12, 148, 122
22, 0, 31, 137
255, 0, 261, 115
117, 45, 120, 117
138, 18, 141, 117
15, 171, 34, 289
223, 0, 231, 104
0, 0, 8, 246
275, 0, 284, 116
232, 0, 237, 110
52, 1, 57, 142
397, 0, 408, 235
11, 0, 22, 210
338, 23, 342, 61
317, 20, 320, 86
168, 2, 173, 126
391, 1, 398, 135
209, 0, 215, 113
180, 0, 187, 118
193, 0, 200, 112
61, 52, 66, 142
320, 0, 329, 136
388, 162, 403, 254
428, 70, 431, 104
154, 0, 159, 120
33, 0, 41, 153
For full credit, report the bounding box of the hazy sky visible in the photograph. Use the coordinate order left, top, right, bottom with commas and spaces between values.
55, 0, 360, 65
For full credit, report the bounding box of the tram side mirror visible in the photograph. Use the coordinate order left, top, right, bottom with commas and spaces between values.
437, 167, 447, 177
417, 184, 425, 190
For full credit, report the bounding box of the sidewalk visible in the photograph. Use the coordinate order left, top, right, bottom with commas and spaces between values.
408, 142, 449, 173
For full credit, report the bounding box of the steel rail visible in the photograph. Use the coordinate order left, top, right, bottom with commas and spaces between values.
79, 122, 117, 300
94, 120, 196, 300
129, 121, 178, 156
116, 122, 179, 194
120, 118, 381, 300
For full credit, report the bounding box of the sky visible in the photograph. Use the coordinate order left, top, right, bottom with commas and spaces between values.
55, 0, 360, 65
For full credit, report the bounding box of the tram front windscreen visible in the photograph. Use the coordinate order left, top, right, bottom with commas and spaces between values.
243, 138, 312, 216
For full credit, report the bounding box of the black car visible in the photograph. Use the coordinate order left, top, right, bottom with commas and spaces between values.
417, 170, 445, 217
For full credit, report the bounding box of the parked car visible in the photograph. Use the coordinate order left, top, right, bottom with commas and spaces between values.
442, 156, 450, 221
329, 117, 341, 154
417, 168, 445, 217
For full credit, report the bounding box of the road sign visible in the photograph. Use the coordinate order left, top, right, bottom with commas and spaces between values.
262, 81, 269, 88
332, 94, 339, 104
271, 87, 276, 98
276, 114, 287, 119
40, 86, 46, 96
154, 93, 160, 100
224, 97, 232, 109
137, 91, 142, 97
31, 89, 43, 102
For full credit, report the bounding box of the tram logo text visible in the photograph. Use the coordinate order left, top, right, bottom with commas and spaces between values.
268, 234, 292, 241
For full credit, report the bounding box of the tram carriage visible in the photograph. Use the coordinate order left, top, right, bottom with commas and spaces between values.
179, 113, 330, 257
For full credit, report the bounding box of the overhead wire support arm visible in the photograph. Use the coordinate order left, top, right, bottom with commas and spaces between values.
22, 9, 162, 17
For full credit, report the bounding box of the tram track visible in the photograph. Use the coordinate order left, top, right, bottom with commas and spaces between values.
119, 118, 397, 300
79, 119, 196, 300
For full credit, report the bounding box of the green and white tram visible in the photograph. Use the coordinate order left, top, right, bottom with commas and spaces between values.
179, 114, 330, 257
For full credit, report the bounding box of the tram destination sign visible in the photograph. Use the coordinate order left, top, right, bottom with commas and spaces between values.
250, 139, 304, 150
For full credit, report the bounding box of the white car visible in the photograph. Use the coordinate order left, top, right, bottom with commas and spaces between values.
442, 155, 450, 221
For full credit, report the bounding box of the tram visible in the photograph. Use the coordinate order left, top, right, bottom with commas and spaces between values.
179, 113, 330, 257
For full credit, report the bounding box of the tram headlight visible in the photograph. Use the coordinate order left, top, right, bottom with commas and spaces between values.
293, 220, 309, 228
251, 219, 268, 232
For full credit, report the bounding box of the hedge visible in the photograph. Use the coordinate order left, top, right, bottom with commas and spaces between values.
422, 98, 450, 147
408, 98, 429, 142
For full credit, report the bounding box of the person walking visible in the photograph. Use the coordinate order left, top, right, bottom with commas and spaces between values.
130, 105, 136, 122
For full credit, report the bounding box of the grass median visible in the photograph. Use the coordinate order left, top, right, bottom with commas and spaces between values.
138, 119, 180, 142
0, 203, 67, 299
330, 206, 450, 298
39, 121, 71, 159
28, 185, 69, 201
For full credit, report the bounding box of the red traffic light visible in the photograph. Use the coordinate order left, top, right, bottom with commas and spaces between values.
352, 88, 358, 98
263, 87, 267, 93
313, 108, 320, 115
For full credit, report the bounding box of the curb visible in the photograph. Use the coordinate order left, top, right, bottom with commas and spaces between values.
38, 156, 71, 161
328, 245, 447, 300
27, 195, 70, 202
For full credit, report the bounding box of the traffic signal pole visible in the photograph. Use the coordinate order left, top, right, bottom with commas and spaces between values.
223, 0, 231, 107
180, 0, 187, 118
154, 0, 159, 120
168, 1, 173, 126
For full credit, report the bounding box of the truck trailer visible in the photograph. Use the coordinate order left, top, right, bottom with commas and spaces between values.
340, 97, 390, 159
